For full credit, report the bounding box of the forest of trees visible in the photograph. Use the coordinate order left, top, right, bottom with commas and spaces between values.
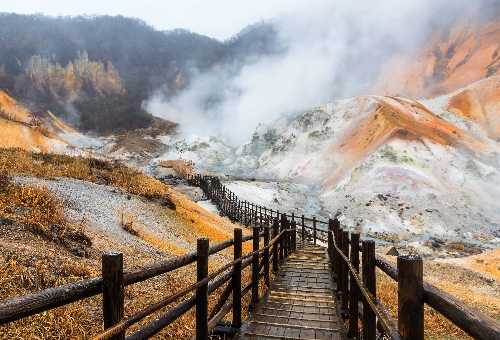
0, 13, 278, 133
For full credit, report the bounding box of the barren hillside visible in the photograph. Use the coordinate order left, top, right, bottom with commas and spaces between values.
371, 0, 500, 98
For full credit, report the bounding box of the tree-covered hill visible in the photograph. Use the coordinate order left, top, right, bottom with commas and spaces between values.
0, 13, 277, 132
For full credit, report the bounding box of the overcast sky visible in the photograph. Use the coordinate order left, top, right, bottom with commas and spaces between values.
3, 0, 312, 40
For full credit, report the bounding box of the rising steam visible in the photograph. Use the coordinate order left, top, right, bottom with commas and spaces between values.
144, 0, 468, 146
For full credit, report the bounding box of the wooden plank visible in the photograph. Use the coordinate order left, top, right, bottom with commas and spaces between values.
243, 332, 317, 340
237, 243, 347, 340
268, 296, 335, 303
250, 320, 339, 331
270, 291, 334, 299
258, 307, 338, 316
255, 313, 335, 323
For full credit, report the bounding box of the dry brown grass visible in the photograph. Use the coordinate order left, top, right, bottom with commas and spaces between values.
375, 268, 471, 339
0, 148, 261, 339
0, 230, 242, 339
0, 243, 102, 339
0, 170, 91, 256
159, 159, 196, 178
0, 148, 169, 199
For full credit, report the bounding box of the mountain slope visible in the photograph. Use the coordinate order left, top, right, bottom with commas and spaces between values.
371, 0, 500, 98
160, 76, 500, 240
442, 75, 500, 141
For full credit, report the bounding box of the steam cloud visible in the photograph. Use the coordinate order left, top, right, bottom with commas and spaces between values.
144, 0, 468, 146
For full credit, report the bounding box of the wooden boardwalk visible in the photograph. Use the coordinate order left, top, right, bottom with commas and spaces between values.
236, 243, 348, 340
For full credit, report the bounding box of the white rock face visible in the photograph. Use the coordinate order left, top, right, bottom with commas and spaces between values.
152, 77, 500, 240
154, 135, 235, 169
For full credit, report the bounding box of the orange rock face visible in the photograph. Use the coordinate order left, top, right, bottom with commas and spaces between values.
443, 75, 500, 141
0, 91, 32, 124
26, 50, 125, 101
319, 95, 491, 187
371, 3, 500, 99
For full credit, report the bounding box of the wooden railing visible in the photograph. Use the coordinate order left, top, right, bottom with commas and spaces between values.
186, 174, 328, 238
1, 164, 499, 339
186, 172, 500, 340
324, 220, 500, 339
0, 215, 298, 339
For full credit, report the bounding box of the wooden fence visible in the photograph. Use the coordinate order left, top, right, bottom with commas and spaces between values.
0, 218, 295, 339
326, 220, 500, 340
0, 167, 499, 339
187, 172, 500, 340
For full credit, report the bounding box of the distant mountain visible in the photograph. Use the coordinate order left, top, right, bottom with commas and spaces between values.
0, 13, 278, 132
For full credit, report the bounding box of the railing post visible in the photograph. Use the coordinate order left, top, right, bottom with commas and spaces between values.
328, 219, 334, 268
283, 217, 290, 257
301, 215, 305, 242
251, 226, 260, 305
334, 219, 340, 282
362, 240, 376, 340
327, 218, 333, 269
398, 254, 424, 340
233, 229, 242, 329
273, 218, 279, 272
264, 225, 270, 287
196, 238, 209, 340
313, 216, 317, 245
279, 216, 284, 262
102, 251, 124, 340
287, 219, 292, 255
341, 230, 350, 311
245, 201, 248, 226
336, 228, 343, 294
349, 233, 360, 339
291, 220, 297, 251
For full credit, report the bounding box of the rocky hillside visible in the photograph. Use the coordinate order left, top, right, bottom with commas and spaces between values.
26, 51, 125, 102
157, 76, 500, 242
371, 0, 500, 98
0, 14, 277, 133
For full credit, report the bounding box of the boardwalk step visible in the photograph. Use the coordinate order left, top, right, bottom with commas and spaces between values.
250, 320, 339, 331
243, 332, 321, 340
237, 243, 348, 340
255, 313, 336, 322
270, 291, 334, 298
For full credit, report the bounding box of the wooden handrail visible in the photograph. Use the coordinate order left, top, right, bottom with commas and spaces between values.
93, 230, 283, 340
375, 255, 500, 339
333, 238, 400, 339
329, 229, 500, 340
0, 233, 249, 325
0, 201, 290, 340
3, 161, 499, 340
